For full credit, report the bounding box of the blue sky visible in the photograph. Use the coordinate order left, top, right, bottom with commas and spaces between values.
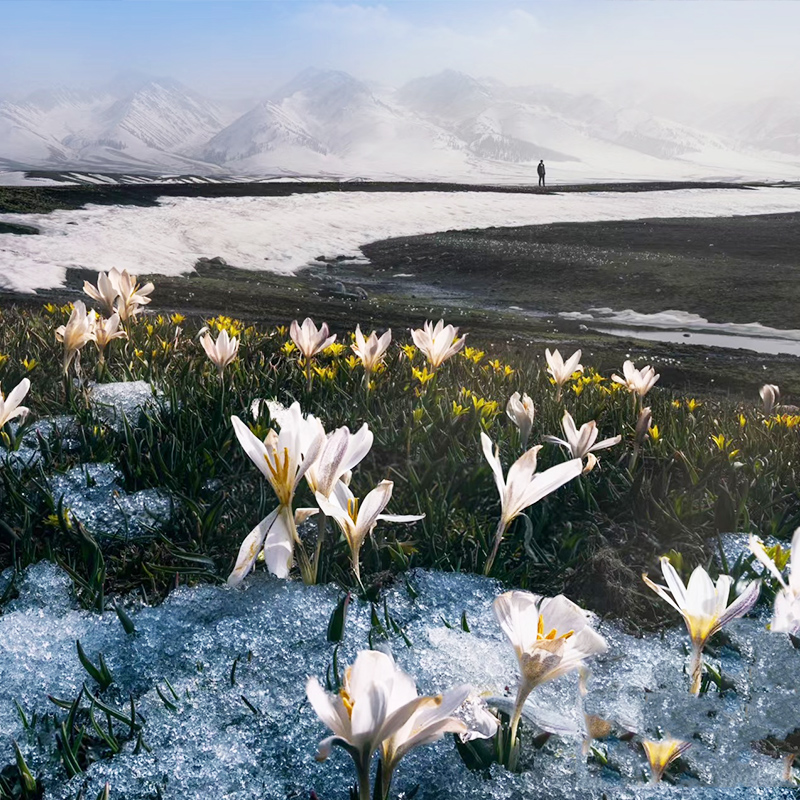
2, 1, 799, 102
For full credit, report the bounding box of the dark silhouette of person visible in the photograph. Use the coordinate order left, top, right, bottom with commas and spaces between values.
537, 160, 546, 187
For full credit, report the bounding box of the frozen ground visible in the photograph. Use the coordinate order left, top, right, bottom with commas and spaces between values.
0, 562, 798, 799
3, 187, 800, 293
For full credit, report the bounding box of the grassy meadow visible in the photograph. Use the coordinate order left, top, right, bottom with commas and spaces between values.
1, 298, 797, 623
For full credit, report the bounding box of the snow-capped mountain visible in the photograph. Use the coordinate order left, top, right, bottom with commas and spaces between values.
200, 69, 468, 177
2, 68, 799, 181
62, 79, 230, 170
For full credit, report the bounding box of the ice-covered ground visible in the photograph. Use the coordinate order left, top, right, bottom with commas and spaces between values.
3, 187, 800, 292
0, 562, 798, 799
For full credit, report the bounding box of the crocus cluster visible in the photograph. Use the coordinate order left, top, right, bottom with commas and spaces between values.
229, 401, 422, 585
84, 268, 154, 321
307, 650, 496, 800
612, 360, 660, 399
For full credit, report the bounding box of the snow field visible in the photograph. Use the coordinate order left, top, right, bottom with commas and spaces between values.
2, 187, 800, 293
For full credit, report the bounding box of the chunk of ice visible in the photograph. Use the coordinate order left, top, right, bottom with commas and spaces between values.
47, 462, 172, 541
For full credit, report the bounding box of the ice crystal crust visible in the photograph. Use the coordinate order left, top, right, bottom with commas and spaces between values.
47, 462, 171, 541
90, 380, 160, 432
0, 564, 798, 799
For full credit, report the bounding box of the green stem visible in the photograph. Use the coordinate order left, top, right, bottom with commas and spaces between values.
689, 644, 704, 695
483, 517, 509, 576
312, 512, 328, 583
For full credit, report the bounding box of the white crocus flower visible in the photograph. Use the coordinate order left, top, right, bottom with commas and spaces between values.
642, 557, 760, 694
749, 528, 800, 635
494, 590, 608, 743
379, 675, 496, 798
90, 311, 127, 361
109, 268, 154, 321
544, 410, 621, 473
0, 378, 31, 429
410, 319, 466, 369
304, 422, 373, 498
611, 360, 660, 398
200, 328, 239, 378
545, 348, 583, 398
760, 383, 780, 414
480, 432, 582, 574
506, 391, 535, 444
306, 650, 432, 800
352, 325, 391, 374
290, 317, 336, 359
315, 479, 423, 580
83, 271, 121, 316
642, 737, 691, 783
228, 404, 325, 583
55, 301, 96, 374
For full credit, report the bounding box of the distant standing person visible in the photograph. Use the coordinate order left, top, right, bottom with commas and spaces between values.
537, 160, 546, 187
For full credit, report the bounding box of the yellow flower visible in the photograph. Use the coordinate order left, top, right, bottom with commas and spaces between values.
739, 414, 747, 428
648, 425, 661, 441
324, 342, 347, 357
710, 433, 728, 450
21, 358, 37, 372
207, 315, 243, 337
461, 346, 485, 364
156, 314, 165, 325
412, 408, 424, 423
487, 358, 502, 372
43, 302, 58, 315
0, 354, 8, 368
412, 366, 435, 385
642, 738, 691, 783
571, 382, 584, 397
274, 325, 287, 337
479, 400, 499, 419
345, 354, 360, 370
401, 343, 417, 361
686, 398, 701, 412
170, 312, 186, 325
281, 341, 297, 356
313, 365, 337, 381
671, 399, 682, 409
146, 323, 155, 336
451, 401, 469, 417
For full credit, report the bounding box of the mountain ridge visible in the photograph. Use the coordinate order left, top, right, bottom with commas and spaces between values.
2, 68, 799, 182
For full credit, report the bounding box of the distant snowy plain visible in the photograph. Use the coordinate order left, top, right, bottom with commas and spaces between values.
2, 186, 800, 293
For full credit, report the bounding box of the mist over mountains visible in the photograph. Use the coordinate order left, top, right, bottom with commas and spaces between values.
2, 68, 799, 182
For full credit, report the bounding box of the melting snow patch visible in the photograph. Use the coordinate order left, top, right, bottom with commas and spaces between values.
559, 308, 800, 342
4, 187, 800, 291
47, 463, 172, 541
90, 380, 161, 432
0, 566, 797, 798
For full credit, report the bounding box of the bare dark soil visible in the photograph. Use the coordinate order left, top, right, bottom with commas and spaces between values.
0, 179, 748, 215
353, 211, 800, 327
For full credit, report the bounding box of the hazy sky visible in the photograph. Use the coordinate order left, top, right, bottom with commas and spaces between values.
2, 0, 799, 103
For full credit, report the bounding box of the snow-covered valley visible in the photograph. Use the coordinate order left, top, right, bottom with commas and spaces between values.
2, 186, 800, 293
